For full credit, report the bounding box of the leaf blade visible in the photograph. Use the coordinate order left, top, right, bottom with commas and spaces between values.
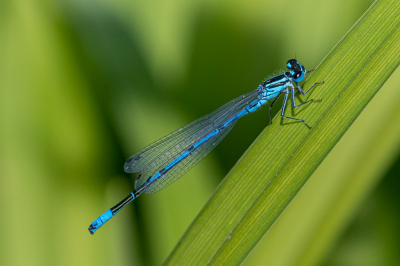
164, 0, 400, 265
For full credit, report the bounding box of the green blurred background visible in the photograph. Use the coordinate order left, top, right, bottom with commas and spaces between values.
2, 0, 400, 265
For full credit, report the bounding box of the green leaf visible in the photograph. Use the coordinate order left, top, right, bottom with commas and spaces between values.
243, 56, 400, 266
164, 0, 400, 265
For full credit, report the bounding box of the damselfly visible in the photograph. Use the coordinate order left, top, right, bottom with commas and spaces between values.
88, 59, 323, 234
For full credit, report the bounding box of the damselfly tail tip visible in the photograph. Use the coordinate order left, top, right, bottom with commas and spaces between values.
88, 209, 113, 235
88, 224, 97, 235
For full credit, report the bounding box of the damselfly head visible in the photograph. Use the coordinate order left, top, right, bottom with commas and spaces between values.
286, 59, 306, 82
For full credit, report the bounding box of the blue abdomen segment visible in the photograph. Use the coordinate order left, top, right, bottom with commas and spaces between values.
88, 192, 137, 234
88, 209, 113, 234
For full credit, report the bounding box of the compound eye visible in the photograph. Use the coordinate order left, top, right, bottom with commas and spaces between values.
294, 72, 301, 79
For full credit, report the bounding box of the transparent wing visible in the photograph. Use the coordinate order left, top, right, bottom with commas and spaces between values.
142, 119, 238, 194
130, 89, 261, 192
125, 89, 260, 174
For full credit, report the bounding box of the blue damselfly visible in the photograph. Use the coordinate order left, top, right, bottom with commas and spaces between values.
88, 59, 323, 234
